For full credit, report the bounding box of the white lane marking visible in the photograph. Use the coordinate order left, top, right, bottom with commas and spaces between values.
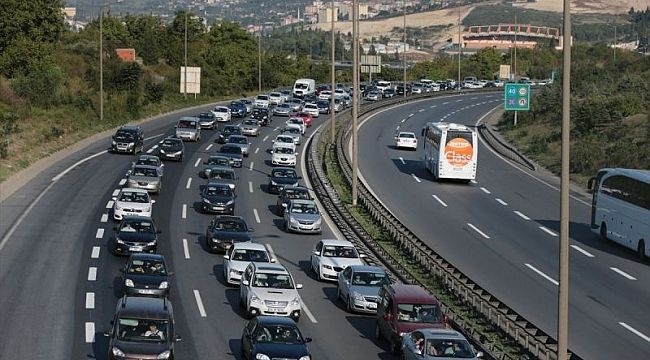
513, 211, 530, 220
418, 108, 425, 112
570, 245, 595, 258
182, 204, 187, 219
249, 162, 254, 171
467, 223, 490, 239
95, 228, 104, 239
193, 290, 207, 317
266, 243, 278, 262
456, 99, 463, 102
495, 198, 508, 206
430, 105, 437, 108
85, 322, 95, 343
442, 101, 450, 105
619, 322, 650, 342
86, 292, 95, 309
205, 144, 213, 151
100, 213, 108, 223
186, 178, 192, 189
88, 267, 97, 281
432, 195, 448, 207
470, 179, 477, 184
525, 263, 559, 286
91, 247, 101, 259
480, 187, 491, 194
146, 148, 154, 154
150, 145, 158, 150
51, 150, 107, 182
610, 267, 637, 280
112, 189, 120, 197
302, 301, 319, 323
263, 135, 269, 142
274, 126, 280, 131
105, 200, 114, 209
539, 226, 558, 237
253, 209, 261, 223
118, 178, 127, 186
255, 147, 260, 154
408, 113, 414, 117
399, 157, 405, 165
249, 181, 254, 193
194, 158, 201, 167
182, 238, 190, 259
411, 174, 421, 183
400, 118, 407, 123
471, 97, 478, 100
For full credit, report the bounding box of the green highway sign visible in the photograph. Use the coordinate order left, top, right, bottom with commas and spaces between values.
504, 83, 530, 111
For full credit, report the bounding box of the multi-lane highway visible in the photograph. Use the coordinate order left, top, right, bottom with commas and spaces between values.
356, 92, 650, 359
0, 105, 398, 359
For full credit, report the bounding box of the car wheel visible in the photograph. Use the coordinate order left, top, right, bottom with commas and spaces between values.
336, 286, 341, 300
346, 296, 354, 313
637, 239, 646, 260
284, 220, 290, 233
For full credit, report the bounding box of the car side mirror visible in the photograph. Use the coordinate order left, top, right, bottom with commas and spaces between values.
282, 203, 288, 208
151, 199, 156, 204
296, 284, 303, 289
111, 196, 117, 201
270, 258, 277, 263
223, 255, 230, 260
313, 251, 321, 256
175, 335, 182, 342
241, 280, 249, 286
304, 337, 313, 343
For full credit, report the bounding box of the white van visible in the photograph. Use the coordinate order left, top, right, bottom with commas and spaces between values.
376, 80, 392, 93
293, 78, 316, 98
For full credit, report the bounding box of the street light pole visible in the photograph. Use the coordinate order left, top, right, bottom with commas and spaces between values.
457, 4, 461, 93
330, 0, 336, 144
100, 8, 104, 122
403, 0, 406, 98
258, 29, 262, 92
351, 0, 359, 206
184, 11, 188, 99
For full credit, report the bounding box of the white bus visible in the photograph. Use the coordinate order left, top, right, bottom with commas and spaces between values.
422, 122, 478, 181
588, 168, 650, 259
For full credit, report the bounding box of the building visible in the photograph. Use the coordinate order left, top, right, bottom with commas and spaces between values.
318, 6, 338, 23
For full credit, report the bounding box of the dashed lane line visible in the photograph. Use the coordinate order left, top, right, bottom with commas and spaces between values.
539, 226, 558, 237
253, 209, 261, 223
399, 157, 405, 165
118, 178, 126, 186
619, 322, 650, 342
411, 174, 421, 183
432, 195, 448, 207
105, 200, 114, 209
91, 247, 100, 259
100, 214, 108, 223
263, 135, 269, 142
205, 144, 213, 151
112, 189, 120, 197
480, 187, 491, 194
525, 263, 559, 286
570, 245, 594, 258
182, 204, 187, 219
88, 267, 97, 281
193, 290, 207, 317
467, 223, 490, 239
249, 162, 254, 171
86, 292, 95, 309
255, 147, 260, 154
610, 267, 637, 280
85, 322, 95, 343
183, 238, 190, 259
186, 178, 192, 189
249, 181, 254, 193
95, 228, 104, 239
194, 158, 201, 167
495, 198, 508, 206
513, 211, 530, 220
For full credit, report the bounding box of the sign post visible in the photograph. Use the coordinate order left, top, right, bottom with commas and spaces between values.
504, 83, 530, 125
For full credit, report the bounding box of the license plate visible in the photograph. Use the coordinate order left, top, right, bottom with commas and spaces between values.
129, 246, 143, 252
368, 303, 377, 309
140, 289, 155, 294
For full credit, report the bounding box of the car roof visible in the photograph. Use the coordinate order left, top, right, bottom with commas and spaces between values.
214, 215, 245, 221
385, 284, 439, 304
232, 242, 268, 251
207, 166, 234, 172
119, 125, 141, 131
255, 315, 297, 326
347, 265, 385, 273
120, 187, 150, 194
419, 329, 466, 340
252, 262, 289, 274
320, 239, 354, 247
117, 296, 172, 320
138, 155, 160, 161
129, 253, 166, 262
132, 164, 158, 170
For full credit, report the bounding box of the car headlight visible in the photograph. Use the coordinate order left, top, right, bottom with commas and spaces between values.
290, 296, 301, 306
314, 217, 322, 225
116, 237, 125, 244
112, 140, 117, 146
124, 279, 134, 287
157, 350, 171, 359
299, 356, 311, 360
323, 264, 333, 270
230, 268, 240, 275
271, 180, 278, 186
203, 198, 211, 204
111, 347, 125, 357
159, 148, 167, 154
226, 200, 235, 206
147, 240, 157, 246
159, 281, 168, 289
290, 217, 300, 225
114, 203, 122, 211
145, 206, 151, 213
255, 354, 270, 360
250, 294, 263, 304
352, 292, 364, 302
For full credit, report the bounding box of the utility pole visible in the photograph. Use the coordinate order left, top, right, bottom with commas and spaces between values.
258, 29, 262, 92
184, 11, 188, 99
513, 13, 518, 126
100, 7, 104, 122
457, 4, 461, 93
351, 0, 359, 206
403, 0, 407, 98
330, 0, 336, 144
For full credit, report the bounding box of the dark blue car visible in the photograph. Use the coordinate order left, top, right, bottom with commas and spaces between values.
241, 316, 311, 360
229, 101, 247, 118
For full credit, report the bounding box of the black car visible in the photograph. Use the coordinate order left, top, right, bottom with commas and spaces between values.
303, 94, 318, 104
205, 215, 254, 253
197, 112, 217, 129
111, 125, 144, 154
217, 144, 244, 168
105, 296, 181, 360
201, 181, 236, 214
201, 155, 232, 178
316, 100, 331, 114
216, 124, 243, 144
250, 108, 271, 126
158, 136, 185, 161
267, 167, 301, 194
276, 186, 311, 215
112, 216, 160, 256
382, 88, 397, 98
229, 101, 247, 118
121, 253, 172, 297
241, 316, 311, 360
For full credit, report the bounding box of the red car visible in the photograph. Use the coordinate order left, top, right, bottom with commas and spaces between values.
292, 111, 313, 127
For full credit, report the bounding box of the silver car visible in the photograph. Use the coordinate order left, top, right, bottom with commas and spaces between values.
281, 127, 302, 146
126, 164, 162, 194
206, 166, 238, 191
240, 119, 260, 137
225, 135, 251, 157
283, 199, 322, 234
133, 155, 164, 177
402, 329, 483, 359
337, 265, 390, 313
175, 116, 201, 142
112, 188, 155, 221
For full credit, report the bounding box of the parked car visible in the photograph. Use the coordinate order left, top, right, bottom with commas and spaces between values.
394, 131, 418, 150
275, 186, 311, 216
239, 262, 303, 320
111, 216, 159, 255
158, 136, 184, 161
225, 134, 251, 157
175, 116, 201, 142
267, 167, 301, 194
121, 253, 172, 297
310, 239, 365, 282
216, 144, 244, 168
240, 316, 311, 360
212, 105, 232, 122
272, 103, 293, 117
201, 155, 231, 178
111, 125, 144, 154
229, 101, 247, 118
126, 164, 162, 194
402, 329, 483, 359
283, 199, 322, 234
223, 242, 275, 285
201, 181, 236, 214
337, 265, 390, 313
133, 154, 164, 177
112, 188, 155, 221
205, 215, 254, 253
240, 119, 261, 137
197, 112, 217, 129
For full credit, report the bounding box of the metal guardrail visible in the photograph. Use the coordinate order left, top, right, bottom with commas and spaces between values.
477, 121, 537, 171
306, 91, 581, 360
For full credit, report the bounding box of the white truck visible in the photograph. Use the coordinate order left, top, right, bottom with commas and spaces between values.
293, 78, 316, 98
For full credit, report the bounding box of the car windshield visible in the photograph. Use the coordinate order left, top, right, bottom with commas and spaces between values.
291, 203, 318, 214
132, 167, 158, 177
136, 158, 159, 167
118, 191, 149, 203
351, 271, 389, 286
252, 272, 295, 289
162, 139, 181, 148
127, 258, 167, 275
272, 169, 297, 178
198, 113, 214, 119
284, 189, 309, 200
257, 95, 269, 100
215, 107, 228, 112
116, 318, 168, 343
223, 127, 240, 134
289, 119, 302, 125
228, 137, 247, 144
214, 219, 247, 232
220, 146, 241, 154
425, 338, 475, 358
115, 131, 135, 141
396, 304, 441, 323
206, 157, 229, 166
276, 136, 293, 143
255, 325, 303, 344
243, 120, 257, 126
285, 128, 300, 135
230, 249, 270, 262
205, 185, 232, 196
209, 170, 235, 180
119, 219, 155, 233
322, 245, 358, 258
178, 120, 196, 128
274, 147, 294, 155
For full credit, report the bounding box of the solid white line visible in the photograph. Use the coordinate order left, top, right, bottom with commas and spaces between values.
51, 150, 107, 182
205, 144, 213, 151
85, 322, 95, 343
88, 267, 97, 281
186, 178, 192, 189
249, 162, 254, 171
95, 228, 104, 239
539, 226, 558, 237
302, 301, 319, 323
399, 157, 405, 165
100, 213, 108, 223
513, 211, 530, 220
570, 245, 595, 258
112, 189, 120, 197
263, 135, 269, 142
480, 187, 491, 194
255, 147, 260, 154
249, 181, 254, 193
525, 263, 559, 285
610, 267, 637, 280
411, 174, 421, 183
619, 322, 650, 342
253, 209, 261, 223
467, 223, 490, 239
193, 290, 207, 317
194, 158, 201, 167
86, 292, 95, 309
91, 246, 100, 259
432, 195, 448, 207
495, 198, 508, 206
105, 200, 114, 209
182, 204, 187, 219
182, 238, 190, 259
118, 178, 127, 186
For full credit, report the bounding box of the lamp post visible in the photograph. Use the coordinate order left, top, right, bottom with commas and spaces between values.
457, 4, 461, 93
330, 0, 336, 144
183, 11, 188, 99
351, 0, 359, 205
258, 29, 262, 92
99, 0, 122, 123
403, 0, 407, 98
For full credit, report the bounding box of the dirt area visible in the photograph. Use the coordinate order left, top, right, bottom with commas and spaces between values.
516, 0, 649, 14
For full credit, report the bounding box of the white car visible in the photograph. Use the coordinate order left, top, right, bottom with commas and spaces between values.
254, 94, 270, 108
302, 103, 319, 118
112, 188, 155, 221
271, 143, 298, 167
223, 243, 275, 285
310, 239, 365, 282
268, 91, 284, 105
272, 134, 296, 147
285, 118, 306, 135
212, 106, 232, 122
318, 90, 332, 100
240, 262, 303, 320
282, 125, 303, 145
394, 131, 418, 150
